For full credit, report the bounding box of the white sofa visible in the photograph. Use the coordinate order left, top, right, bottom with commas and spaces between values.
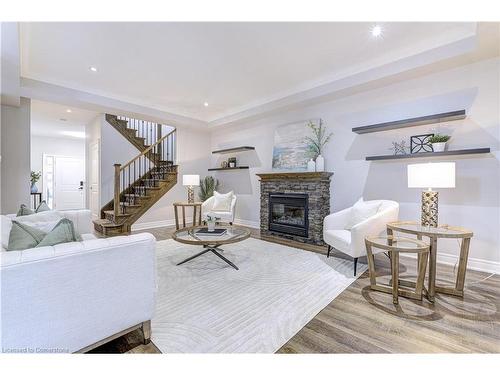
1, 209, 156, 353
323, 200, 399, 276
201, 193, 237, 224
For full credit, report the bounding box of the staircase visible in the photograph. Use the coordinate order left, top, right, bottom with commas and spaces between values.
93, 115, 178, 236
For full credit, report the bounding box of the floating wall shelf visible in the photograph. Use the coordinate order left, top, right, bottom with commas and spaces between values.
366, 148, 490, 161
208, 166, 250, 171
212, 146, 255, 154
352, 110, 466, 134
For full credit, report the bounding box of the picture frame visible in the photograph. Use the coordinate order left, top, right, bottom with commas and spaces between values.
410, 133, 434, 154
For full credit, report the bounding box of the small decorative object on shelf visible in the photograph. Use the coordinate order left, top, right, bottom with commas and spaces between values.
428, 134, 451, 152
30, 171, 41, 193
221, 160, 228, 168
305, 118, 333, 172
228, 157, 237, 168
389, 140, 409, 155
307, 159, 316, 172
205, 213, 221, 232
410, 133, 434, 153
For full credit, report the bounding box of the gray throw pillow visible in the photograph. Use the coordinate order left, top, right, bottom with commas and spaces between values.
35, 200, 51, 213
16, 204, 34, 217
36, 218, 82, 247
7, 221, 46, 250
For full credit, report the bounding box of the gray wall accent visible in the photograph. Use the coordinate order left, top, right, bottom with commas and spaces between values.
1, 97, 31, 214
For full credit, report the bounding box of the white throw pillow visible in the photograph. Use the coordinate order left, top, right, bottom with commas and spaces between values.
344, 198, 382, 230
212, 191, 234, 212
13, 210, 64, 233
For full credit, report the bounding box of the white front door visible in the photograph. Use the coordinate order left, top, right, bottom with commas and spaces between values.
54, 156, 85, 210
89, 142, 100, 219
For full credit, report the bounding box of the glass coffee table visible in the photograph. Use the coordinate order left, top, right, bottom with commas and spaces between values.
172, 225, 251, 270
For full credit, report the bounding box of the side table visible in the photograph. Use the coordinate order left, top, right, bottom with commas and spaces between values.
365, 235, 429, 305
387, 221, 473, 302
173, 202, 203, 230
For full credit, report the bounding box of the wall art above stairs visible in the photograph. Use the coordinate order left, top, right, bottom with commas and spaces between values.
93, 115, 178, 236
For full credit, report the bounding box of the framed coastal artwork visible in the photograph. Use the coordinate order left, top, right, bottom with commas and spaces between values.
272, 120, 317, 171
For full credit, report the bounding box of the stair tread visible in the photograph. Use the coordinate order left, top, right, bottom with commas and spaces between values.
103, 210, 133, 217
93, 219, 122, 228
124, 193, 151, 198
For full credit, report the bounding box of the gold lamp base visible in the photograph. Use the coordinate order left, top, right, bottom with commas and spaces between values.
421, 190, 438, 227
187, 186, 195, 203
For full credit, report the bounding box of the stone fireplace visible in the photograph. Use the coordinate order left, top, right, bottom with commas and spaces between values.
257, 172, 333, 244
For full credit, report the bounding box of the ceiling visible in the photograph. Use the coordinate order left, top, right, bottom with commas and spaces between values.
31, 99, 98, 139
20, 22, 482, 124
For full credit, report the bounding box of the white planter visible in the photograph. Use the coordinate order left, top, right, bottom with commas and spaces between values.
307, 159, 316, 172
207, 221, 216, 232
432, 142, 447, 152
315, 154, 325, 172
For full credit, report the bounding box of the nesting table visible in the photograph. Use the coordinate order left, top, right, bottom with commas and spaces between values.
386, 221, 473, 302
173, 202, 203, 230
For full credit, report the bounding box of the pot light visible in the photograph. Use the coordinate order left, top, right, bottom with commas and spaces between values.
204, 102, 209, 107
371, 25, 382, 37
66, 109, 72, 113
89, 66, 97, 72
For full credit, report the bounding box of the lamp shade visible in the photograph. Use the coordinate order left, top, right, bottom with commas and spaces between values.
407, 162, 455, 189
182, 174, 200, 186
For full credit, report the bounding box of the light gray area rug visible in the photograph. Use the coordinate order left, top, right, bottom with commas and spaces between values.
151, 237, 366, 353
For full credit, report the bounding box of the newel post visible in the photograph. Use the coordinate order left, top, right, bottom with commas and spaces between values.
114, 164, 121, 217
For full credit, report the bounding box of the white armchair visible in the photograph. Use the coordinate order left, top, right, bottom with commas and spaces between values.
201, 193, 237, 225
323, 200, 399, 275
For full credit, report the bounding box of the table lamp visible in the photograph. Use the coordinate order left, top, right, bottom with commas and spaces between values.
182, 174, 200, 203
407, 162, 455, 227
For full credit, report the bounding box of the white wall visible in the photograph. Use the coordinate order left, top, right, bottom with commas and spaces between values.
85, 114, 101, 211
209, 57, 500, 272
1, 97, 31, 214
30, 135, 85, 194
99, 118, 210, 228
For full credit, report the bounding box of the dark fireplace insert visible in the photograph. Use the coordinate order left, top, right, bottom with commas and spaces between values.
268, 193, 308, 237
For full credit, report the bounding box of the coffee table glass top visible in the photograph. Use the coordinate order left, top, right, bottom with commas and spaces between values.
172, 225, 251, 245
387, 221, 473, 238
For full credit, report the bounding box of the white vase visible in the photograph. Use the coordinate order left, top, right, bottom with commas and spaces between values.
207, 221, 215, 232
315, 154, 324, 172
432, 142, 447, 152
307, 159, 316, 172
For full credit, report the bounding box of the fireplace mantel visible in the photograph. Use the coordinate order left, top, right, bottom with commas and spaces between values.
257, 172, 333, 181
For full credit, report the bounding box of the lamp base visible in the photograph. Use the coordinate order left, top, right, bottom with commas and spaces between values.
187, 186, 194, 203
421, 190, 438, 227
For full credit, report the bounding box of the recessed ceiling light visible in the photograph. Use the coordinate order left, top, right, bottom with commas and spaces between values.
66, 109, 72, 113
204, 102, 209, 107
371, 25, 382, 38
59, 118, 67, 122
89, 66, 97, 72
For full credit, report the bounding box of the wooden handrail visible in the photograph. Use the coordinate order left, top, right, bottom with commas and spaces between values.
119, 128, 176, 171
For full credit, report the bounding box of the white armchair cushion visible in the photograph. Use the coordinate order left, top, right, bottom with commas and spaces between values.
324, 229, 351, 254
344, 198, 382, 230
212, 191, 234, 212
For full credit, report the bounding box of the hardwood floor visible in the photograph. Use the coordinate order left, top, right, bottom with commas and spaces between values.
89, 225, 500, 354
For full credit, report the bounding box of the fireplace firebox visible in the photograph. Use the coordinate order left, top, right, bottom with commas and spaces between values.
268, 193, 308, 237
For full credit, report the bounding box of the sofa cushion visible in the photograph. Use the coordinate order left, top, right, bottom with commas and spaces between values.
212, 191, 233, 212
7, 221, 47, 251
36, 218, 82, 248
344, 198, 381, 230
14, 210, 64, 233
1, 215, 13, 249
35, 200, 51, 213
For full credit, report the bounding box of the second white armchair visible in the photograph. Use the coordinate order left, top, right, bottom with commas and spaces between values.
323, 199, 399, 275
201, 191, 237, 225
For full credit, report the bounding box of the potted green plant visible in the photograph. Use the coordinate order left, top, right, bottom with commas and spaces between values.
199, 176, 220, 201
205, 212, 220, 232
429, 134, 451, 152
30, 171, 42, 193
305, 119, 333, 171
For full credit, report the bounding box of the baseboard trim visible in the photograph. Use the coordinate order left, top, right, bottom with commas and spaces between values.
400, 252, 500, 275
131, 219, 176, 231
233, 218, 260, 229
